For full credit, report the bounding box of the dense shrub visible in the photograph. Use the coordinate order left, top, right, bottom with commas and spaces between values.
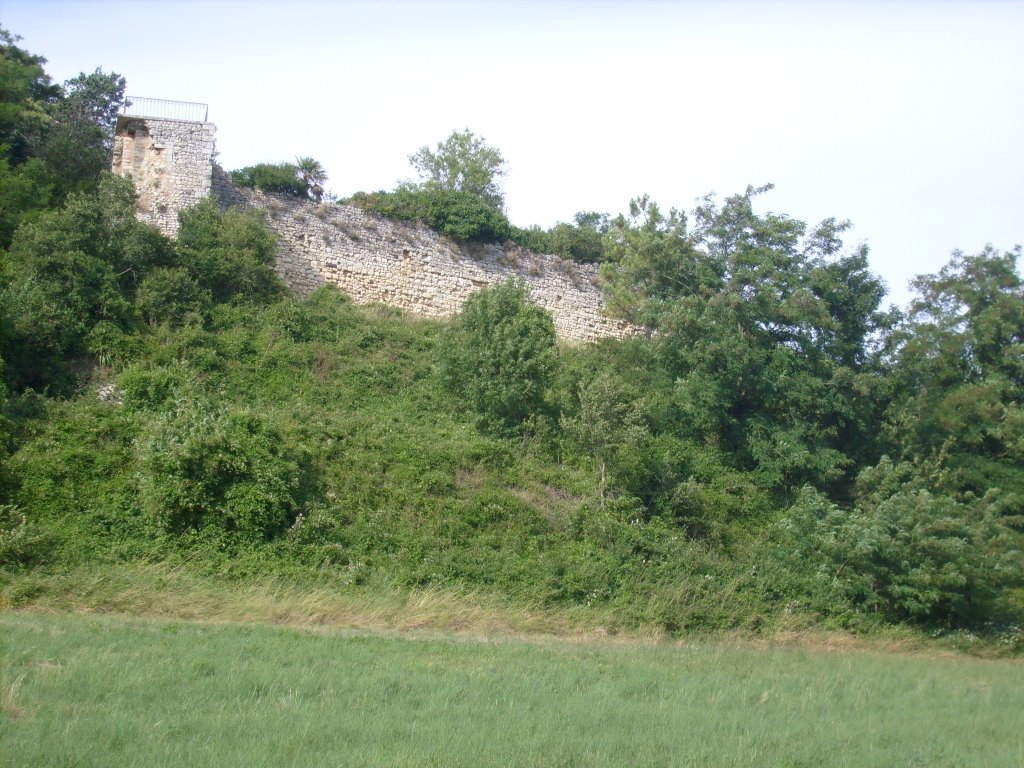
230, 162, 306, 197
137, 400, 306, 541
135, 267, 211, 327
0, 504, 49, 569
442, 278, 558, 432
346, 186, 512, 243
509, 217, 607, 264
0, 174, 152, 391
176, 198, 283, 304
770, 460, 1024, 626
85, 320, 143, 368
117, 362, 197, 412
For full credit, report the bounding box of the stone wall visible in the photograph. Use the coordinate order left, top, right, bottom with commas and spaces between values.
217, 180, 634, 342
112, 116, 216, 237
115, 116, 634, 342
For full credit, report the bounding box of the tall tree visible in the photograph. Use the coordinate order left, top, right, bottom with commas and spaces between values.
40, 68, 128, 196
601, 186, 890, 494
409, 129, 507, 210
0, 27, 60, 166
562, 372, 649, 507
0, 28, 60, 246
600, 194, 714, 331
886, 246, 1024, 525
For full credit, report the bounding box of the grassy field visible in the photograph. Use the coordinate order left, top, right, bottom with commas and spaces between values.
3, 611, 1022, 768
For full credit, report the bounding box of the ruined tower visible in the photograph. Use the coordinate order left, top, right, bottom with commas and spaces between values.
111, 97, 215, 237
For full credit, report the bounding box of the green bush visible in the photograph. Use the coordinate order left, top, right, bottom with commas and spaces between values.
1, 175, 149, 391
137, 400, 306, 541
135, 267, 211, 327
770, 462, 1024, 627
509, 217, 607, 264
441, 278, 558, 432
176, 198, 283, 304
230, 162, 305, 197
85, 320, 144, 368
346, 186, 512, 244
0, 504, 50, 569
117, 362, 196, 412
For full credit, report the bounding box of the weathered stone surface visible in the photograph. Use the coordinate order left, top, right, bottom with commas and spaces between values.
114, 115, 636, 342
112, 116, 216, 237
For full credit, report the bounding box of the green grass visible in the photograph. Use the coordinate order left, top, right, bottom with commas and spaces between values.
3, 611, 1022, 767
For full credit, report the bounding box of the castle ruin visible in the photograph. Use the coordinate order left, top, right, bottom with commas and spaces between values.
112, 98, 632, 342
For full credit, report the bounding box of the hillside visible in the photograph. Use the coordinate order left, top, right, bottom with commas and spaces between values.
1, 27, 1022, 648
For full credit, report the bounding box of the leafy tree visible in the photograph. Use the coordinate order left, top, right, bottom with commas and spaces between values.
0, 156, 52, 248
409, 129, 507, 210
0, 174, 170, 391
0, 29, 60, 245
0, 27, 61, 166
562, 372, 650, 507
600, 194, 712, 330
886, 246, 1024, 525
40, 68, 128, 197
601, 187, 890, 495
442, 278, 558, 432
773, 459, 1022, 627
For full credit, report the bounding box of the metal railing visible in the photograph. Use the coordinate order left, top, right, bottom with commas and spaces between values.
120, 97, 209, 122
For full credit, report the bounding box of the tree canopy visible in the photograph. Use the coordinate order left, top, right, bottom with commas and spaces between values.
409, 129, 507, 210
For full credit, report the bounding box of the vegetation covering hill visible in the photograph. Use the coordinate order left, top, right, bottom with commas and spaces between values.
1, 28, 1022, 646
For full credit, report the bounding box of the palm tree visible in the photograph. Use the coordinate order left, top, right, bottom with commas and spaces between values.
295, 156, 328, 203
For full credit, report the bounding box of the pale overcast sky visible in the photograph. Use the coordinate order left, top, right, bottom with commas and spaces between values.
4, 0, 1022, 308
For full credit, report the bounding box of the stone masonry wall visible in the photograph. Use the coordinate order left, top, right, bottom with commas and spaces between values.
115, 116, 634, 342
112, 116, 216, 237
212, 175, 634, 342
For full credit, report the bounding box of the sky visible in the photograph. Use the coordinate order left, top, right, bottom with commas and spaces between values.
4, 0, 1022, 308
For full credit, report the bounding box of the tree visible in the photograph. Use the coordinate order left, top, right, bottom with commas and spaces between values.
1, 174, 169, 391
0, 156, 53, 248
600, 186, 891, 495
409, 129, 507, 210
773, 461, 1022, 626
442, 278, 558, 432
0, 27, 61, 166
295, 156, 327, 203
0, 28, 60, 243
600, 194, 712, 330
562, 372, 649, 507
885, 246, 1024, 525
40, 68, 128, 196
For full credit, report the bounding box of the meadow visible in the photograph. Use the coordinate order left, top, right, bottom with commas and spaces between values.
3, 609, 1022, 768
